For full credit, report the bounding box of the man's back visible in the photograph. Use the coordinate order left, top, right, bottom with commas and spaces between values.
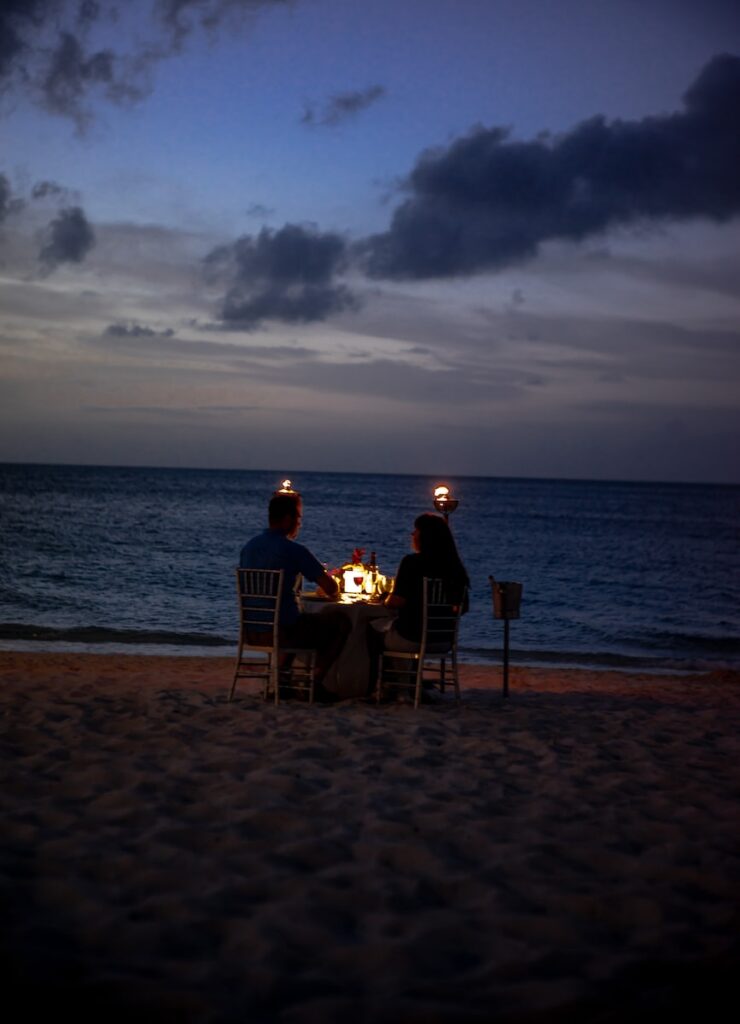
240, 528, 323, 626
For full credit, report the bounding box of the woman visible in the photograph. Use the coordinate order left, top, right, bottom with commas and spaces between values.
367, 513, 469, 692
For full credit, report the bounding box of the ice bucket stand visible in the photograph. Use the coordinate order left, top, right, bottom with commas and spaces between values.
489, 577, 523, 698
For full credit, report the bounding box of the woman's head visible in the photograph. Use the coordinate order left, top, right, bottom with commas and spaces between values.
413, 512, 452, 555
412, 513, 468, 584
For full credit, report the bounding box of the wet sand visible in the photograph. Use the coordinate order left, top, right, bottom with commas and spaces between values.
2, 651, 739, 1022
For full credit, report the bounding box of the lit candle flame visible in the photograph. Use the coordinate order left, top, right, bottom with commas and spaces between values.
280, 479, 292, 492
434, 484, 450, 498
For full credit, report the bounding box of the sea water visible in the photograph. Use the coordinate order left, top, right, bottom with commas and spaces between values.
1, 463, 738, 672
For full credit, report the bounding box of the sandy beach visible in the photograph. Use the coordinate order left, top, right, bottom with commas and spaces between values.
2, 651, 739, 1023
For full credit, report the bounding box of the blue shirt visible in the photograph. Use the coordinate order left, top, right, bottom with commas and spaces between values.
240, 528, 324, 626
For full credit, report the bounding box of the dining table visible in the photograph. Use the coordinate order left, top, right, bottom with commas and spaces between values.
301, 591, 393, 698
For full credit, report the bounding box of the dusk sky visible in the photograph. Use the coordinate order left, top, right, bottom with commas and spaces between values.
1, 0, 739, 482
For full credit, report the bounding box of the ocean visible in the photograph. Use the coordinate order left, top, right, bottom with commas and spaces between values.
1, 463, 738, 672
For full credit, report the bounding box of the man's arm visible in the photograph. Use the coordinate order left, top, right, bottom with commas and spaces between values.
316, 570, 340, 600
296, 543, 339, 601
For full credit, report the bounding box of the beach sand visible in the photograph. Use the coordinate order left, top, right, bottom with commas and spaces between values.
2, 651, 739, 1023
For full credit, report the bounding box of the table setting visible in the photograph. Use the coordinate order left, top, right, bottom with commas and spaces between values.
301, 548, 395, 696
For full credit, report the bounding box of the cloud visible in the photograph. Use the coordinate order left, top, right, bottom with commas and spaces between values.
0, 173, 12, 221
104, 322, 175, 338
0, 0, 289, 126
94, 330, 316, 361
0, 172, 80, 232
156, 0, 289, 45
0, 2, 144, 128
39, 205, 95, 269
302, 84, 386, 127
362, 53, 740, 279
40, 30, 140, 125
0, 171, 34, 222
205, 222, 358, 328
30, 179, 67, 200
246, 202, 275, 219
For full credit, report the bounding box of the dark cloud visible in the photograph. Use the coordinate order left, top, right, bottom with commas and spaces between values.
246, 202, 275, 219
363, 54, 740, 279
39, 205, 95, 269
41, 31, 133, 124
157, 0, 290, 44
0, 0, 287, 126
206, 223, 358, 328
302, 84, 386, 127
0, 1, 47, 82
31, 179, 67, 200
0, 173, 11, 221
0, 171, 27, 220
0, 2, 143, 127
104, 323, 175, 338
1, 173, 76, 224
92, 330, 317, 363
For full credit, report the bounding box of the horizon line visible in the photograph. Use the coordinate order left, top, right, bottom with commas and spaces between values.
0, 459, 737, 489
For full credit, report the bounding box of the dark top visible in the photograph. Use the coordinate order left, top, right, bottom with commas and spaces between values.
240, 528, 324, 626
392, 553, 468, 642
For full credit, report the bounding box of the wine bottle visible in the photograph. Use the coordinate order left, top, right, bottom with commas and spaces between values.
368, 550, 378, 594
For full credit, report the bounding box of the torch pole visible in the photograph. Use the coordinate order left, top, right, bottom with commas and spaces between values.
503, 618, 510, 699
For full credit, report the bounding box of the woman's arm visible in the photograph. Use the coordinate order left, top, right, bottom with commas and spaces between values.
384, 554, 412, 608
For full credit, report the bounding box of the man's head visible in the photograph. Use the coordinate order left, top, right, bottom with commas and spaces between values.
268, 492, 302, 539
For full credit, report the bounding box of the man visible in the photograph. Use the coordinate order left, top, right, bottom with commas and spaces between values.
240, 491, 350, 699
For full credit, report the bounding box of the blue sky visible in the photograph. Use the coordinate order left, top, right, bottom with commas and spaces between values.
1, 0, 739, 481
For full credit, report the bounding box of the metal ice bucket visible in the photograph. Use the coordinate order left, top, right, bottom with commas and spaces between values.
491, 580, 523, 620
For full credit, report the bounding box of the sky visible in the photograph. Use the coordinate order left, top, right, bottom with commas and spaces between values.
1, 0, 739, 483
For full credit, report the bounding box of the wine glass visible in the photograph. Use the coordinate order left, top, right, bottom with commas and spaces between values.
353, 571, 364, 591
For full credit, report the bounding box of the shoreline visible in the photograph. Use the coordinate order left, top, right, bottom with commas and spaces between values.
2, 651, 739, 1022
0, 640, 733, 677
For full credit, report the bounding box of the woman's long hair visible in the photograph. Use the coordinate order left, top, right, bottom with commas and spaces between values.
414, 513, 469, 591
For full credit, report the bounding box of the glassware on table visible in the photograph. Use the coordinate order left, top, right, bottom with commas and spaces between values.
343, 567, 364, 594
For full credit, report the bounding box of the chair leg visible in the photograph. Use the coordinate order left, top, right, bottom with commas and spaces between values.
451, 650, 460, 703
413, 660, 423, 709
270, 653, 280, 705
229, 641, 243, 702
439, 656, 446, 693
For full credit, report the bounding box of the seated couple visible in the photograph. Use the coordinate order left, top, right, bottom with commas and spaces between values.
240, 491, 469, 702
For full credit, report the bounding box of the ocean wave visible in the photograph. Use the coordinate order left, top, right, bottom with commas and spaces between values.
1, 622, 736, 673
460, 645, 739, 673
631, 630, 740, 654
0, 623, 233, 647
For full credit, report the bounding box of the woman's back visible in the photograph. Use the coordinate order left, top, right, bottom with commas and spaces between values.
392, 517, 469, 641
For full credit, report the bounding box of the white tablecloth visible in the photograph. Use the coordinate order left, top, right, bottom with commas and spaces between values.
302, 596, 392, 698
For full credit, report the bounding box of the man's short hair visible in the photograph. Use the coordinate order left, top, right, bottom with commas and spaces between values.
269, 492, 301, 525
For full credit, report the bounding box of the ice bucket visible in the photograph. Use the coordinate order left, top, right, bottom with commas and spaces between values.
491, 579, 523, 620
